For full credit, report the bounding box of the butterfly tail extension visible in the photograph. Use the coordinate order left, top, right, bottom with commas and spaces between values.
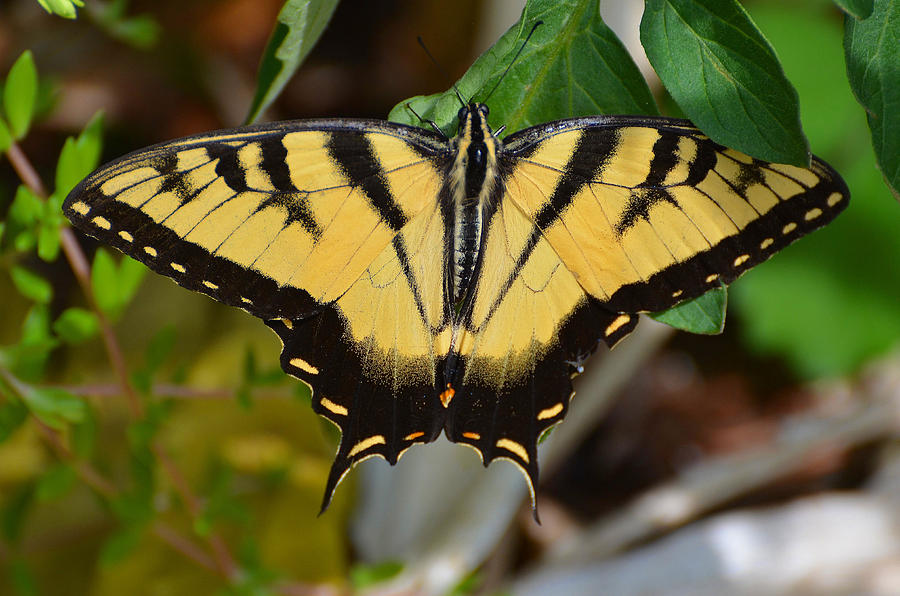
266, 309, 445, 513
444, 301, 637, 518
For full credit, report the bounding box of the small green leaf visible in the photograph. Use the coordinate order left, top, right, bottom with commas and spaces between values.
3, 51, 38, 139
75, 111, 104, 173
100, 14, 160, 50
9, 557, 37, 596
8, 185, 43, 228
0, 398, 28, 443
246, 0, 340, 124
9, 305, 58, 381
91, 247, 145, 318
53, 307, 100, 344
21, 304, 52, 345
55, 137, 81, 199
0, 117, 11, 151
350, 561, 404, 589
651, 286, 727, 334
20, 386, 85, 429
115, 254, 147, 310
834, 0, 874, 19
845, 0, 900, 199
36, 223, 61, 261
35, 463, 76, 501
144, 325, 177, 374
99, 525, 144, 565
10, 266, 53, 304
91, 247, 118, 314
1, 485, 34, 544
54, 110, 104, 199
37, 0, 84, 19
391, 0, 657, 133
71, 401, 97, 458
641, 0, 808, 165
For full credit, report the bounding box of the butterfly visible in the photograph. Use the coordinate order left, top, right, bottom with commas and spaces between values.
63, 79, 849, 514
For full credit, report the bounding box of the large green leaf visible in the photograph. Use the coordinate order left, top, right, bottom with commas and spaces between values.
732, 2, 900, 379
845, 0, 900, 199
641, 0, 808, 166
389, 0, 657, 133
834, 0, 874, 20
245, 0, 340, 124
651, 286, 726, 334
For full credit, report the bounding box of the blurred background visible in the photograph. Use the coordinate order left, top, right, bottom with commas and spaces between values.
1, 0, 899, 594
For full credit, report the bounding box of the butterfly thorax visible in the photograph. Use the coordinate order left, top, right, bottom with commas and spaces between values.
446, 103, 500, 310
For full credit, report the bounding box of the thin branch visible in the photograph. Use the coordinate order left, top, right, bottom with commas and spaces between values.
6, 142, 47, 197
151, 523, 218, 572
55, 382, 294, 400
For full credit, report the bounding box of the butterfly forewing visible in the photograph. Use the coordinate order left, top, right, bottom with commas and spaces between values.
501, 116, 849, 313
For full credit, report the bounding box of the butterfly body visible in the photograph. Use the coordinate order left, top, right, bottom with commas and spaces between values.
64, 100, 849, 511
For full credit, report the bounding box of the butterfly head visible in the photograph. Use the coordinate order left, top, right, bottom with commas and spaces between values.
456, 102, 493, 139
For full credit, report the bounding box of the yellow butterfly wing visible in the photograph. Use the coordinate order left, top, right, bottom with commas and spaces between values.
437, 115, 848, 500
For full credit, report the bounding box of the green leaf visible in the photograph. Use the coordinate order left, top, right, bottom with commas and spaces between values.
10, 266, 52, 304
52, 307, 100, 344
8, 185, 42, 228
144, 325, 177, 374
115, 254, 147, 311
71, 401, 97, 458
651, 286, 727, 334
92, 4, 160, 50
834, 0, 874, 19
54, 111, 105, 199
731, 2, 900, 379
245, 0, 340, 124
91, 247, 146, 319
350, 561, 404, 589
845, 0, 900, 199
0, 398, 28, 443
20, 386, 85, 429
641, 0, 808, 165
0, 117, 11, 151
37, 0, 84, 19
35, 463, 76, 501
21, 304, 52, 345
1, 484, 34, 543
3, 51, 38, 139
99, 525, 144, 566
36, 222, 61, 262
91, 247, 118, 315
7, 305, 58, 381
390, 0, 657, 133
8, 557, 37, 596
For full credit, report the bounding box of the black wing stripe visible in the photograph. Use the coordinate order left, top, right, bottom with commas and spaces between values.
326, 131, 408, 232
532, 128, 619, 230
206, 142, 251, 193
258, 134, 299, 193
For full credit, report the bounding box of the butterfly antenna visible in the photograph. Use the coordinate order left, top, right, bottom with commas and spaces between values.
406, 102, 447, 138
482, 20, 543, 104
417, 36, 465, 107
